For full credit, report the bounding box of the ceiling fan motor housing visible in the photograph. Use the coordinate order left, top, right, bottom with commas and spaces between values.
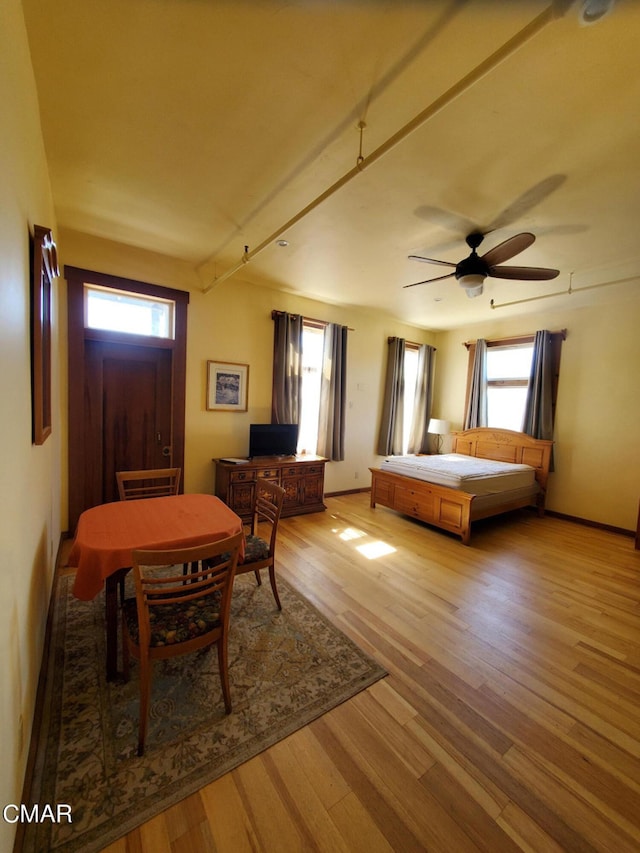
455, 253, 488, 285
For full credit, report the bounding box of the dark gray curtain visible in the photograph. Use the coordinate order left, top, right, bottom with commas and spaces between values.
271, 312, 303, 424
464, 338, 488, 429
523, 330, 554, 438
523, 329, 555, 471
317, 323, 348, 461
377, 337, 405, 456
407, 344, 436, 454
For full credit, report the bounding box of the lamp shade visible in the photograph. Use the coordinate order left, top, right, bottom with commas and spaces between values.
428, 418, 450, 435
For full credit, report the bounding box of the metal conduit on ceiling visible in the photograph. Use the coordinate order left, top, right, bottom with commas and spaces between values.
201, 5, 562, 295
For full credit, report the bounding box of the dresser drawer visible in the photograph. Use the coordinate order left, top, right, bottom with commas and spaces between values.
283, 463, 324, 477
229, 468, 256, 483
257, 467, 279, 479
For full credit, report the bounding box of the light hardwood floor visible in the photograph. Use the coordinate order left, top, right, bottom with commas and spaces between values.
102, 493, 640, 852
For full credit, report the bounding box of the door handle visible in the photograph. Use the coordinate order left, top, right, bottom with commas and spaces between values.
162, 446, 171, 457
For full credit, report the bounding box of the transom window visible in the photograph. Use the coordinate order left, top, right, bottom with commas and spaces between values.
84, 284, 175, 339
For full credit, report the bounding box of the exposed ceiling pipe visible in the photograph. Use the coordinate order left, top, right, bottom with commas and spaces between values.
201, 5, 557, 295
490, 271, 639, 310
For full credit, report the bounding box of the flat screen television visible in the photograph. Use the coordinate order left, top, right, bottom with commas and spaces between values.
249, 423, 299, 458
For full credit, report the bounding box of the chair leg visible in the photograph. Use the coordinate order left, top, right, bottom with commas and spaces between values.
217, 639, 232, 714
254, 568, 262, 587
268, 565, 282, 610
122, 622, 130, 682
137, 653, 152, 756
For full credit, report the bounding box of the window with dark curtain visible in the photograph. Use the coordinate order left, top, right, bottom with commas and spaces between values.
463, 331, 565, 437
378, 337, 436, 456
271, 311, 348, 461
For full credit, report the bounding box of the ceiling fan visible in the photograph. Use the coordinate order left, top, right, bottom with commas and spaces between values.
404, 232, 560, 298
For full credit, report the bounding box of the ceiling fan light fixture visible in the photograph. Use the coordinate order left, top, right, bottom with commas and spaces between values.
465, 284, 484, 299
458, 273, 485, 289
579, 0, 615, 25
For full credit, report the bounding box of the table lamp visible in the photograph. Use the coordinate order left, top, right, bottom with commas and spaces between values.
428, 418, 450, 454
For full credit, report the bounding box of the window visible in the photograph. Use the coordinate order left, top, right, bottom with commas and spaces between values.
272, 311, 347, 461
297, 323, 324, 454
402, 344, 420, 454
84, 284, 175, 339
378, 337, 435, 457
486, 343, 533, 431
464, 332, 564, 432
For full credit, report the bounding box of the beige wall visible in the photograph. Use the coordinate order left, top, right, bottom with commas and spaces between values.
59, 228, 436, 506
1, 2, 62, 847
433, 293, 640, 531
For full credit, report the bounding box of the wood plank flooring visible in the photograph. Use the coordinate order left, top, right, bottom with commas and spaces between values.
99, 493, 640, 852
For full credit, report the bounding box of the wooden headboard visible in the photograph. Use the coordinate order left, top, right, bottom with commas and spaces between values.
451, 428, 553, 492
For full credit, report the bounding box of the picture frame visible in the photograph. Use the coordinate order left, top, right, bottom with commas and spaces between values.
31, 224, 59, 445
206, 360, 249, 411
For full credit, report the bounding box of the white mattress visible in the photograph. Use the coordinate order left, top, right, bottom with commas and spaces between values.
379, 453, 536, 496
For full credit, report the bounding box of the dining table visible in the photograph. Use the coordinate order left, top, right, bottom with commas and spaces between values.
68, 493, 245, 680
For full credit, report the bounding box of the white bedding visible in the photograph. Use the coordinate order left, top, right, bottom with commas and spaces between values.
379, 453, 536, 496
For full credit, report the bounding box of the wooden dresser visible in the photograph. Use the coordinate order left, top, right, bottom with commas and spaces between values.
214, 455, 327, 523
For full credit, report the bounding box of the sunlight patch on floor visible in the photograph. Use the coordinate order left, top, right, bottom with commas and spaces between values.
337, 527, 366, 541
356, 540, 396, 560
330, 525, 396, 560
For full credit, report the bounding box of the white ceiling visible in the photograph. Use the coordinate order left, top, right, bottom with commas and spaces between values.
23, 0, 640, 329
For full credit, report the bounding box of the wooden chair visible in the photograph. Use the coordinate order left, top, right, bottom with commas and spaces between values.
115, 467, 183, 600
116, 467, 181, 501
236, 478, 286, 610
121, 533, 243, 756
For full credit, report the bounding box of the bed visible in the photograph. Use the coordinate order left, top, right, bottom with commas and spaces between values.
369, 428, 553, 545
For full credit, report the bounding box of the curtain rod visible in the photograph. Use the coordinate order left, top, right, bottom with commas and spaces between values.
463, 329, 567, 349
271, 310, 354, 331
388, 336, 436, 351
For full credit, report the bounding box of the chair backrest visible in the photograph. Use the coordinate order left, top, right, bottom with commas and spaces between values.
252, 478, 286, 553
131, 533, 243, 649
116, 467, 181, 501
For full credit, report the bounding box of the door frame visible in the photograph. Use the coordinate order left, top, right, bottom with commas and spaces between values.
65, 266, 190, 530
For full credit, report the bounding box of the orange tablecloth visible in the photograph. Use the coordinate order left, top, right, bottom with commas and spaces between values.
70, 494, 244, 600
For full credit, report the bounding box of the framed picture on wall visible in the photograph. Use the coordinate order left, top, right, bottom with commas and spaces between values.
31, 224, 59, 444
206, 360, 249, 411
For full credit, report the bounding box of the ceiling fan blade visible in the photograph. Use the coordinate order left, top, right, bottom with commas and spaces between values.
403, 272, 456, 289
488, 265, 560, 281
408, 254, 456, 269
481, 232, 535, 266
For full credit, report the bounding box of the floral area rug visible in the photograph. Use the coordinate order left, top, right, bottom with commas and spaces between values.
23, 571, 385, 852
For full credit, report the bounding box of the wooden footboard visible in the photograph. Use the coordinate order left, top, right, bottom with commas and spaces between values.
369, 467, 474, 544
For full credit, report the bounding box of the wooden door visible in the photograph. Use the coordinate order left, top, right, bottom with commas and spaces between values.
86, 340, 173, 505
66, 267, 189, 529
